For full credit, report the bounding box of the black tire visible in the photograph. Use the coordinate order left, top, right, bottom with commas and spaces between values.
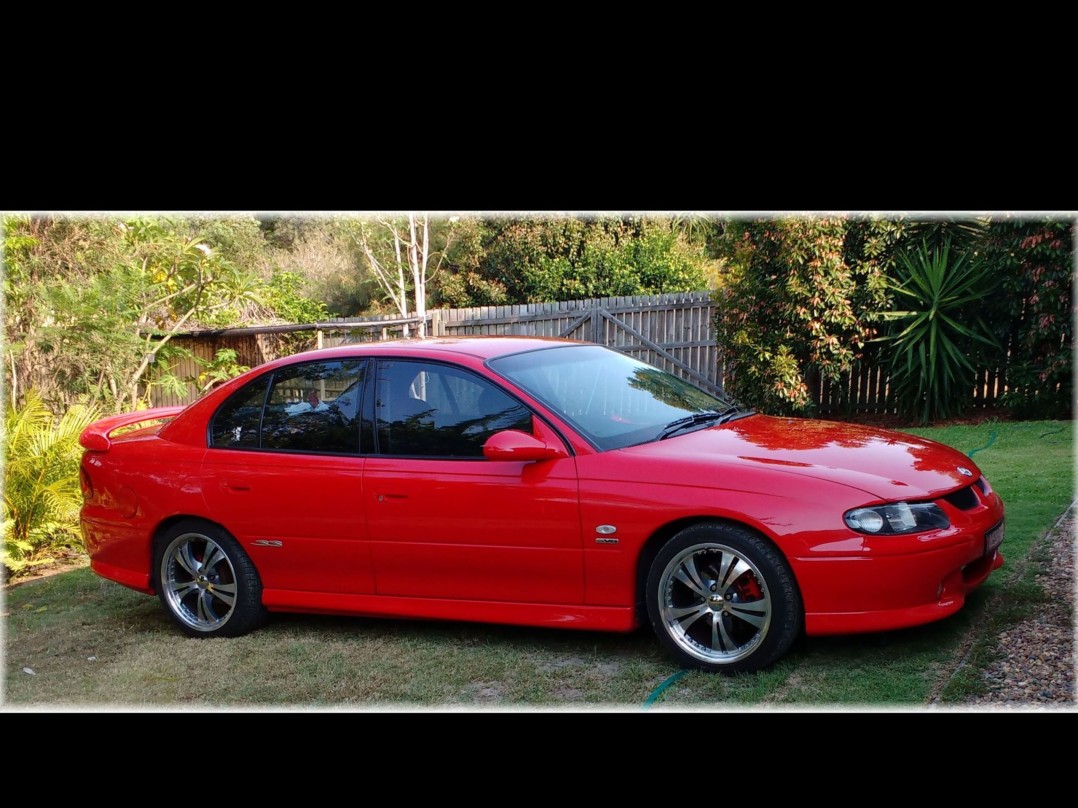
153, 519, 267, 638
645, 521, 802, 674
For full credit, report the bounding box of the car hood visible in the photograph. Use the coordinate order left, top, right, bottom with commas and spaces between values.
624, 415, 979, 500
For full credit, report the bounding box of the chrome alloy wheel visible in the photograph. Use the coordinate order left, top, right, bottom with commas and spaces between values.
160, 532, 239, 632
658, 542, 772, 665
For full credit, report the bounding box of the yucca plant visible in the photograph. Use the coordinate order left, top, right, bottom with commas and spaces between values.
2, 391, 99, 576
878, 240, 1001, 425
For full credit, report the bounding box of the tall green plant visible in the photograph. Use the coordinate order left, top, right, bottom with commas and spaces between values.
878, 240, 1001, 424
712, 217, 898, 415
2, 391, 99, 575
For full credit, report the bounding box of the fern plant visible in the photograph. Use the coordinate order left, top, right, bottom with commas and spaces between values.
2, 391, 99, 575
878, 240, 1001, 424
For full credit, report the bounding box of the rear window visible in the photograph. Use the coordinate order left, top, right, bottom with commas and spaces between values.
210, 360, 367, 454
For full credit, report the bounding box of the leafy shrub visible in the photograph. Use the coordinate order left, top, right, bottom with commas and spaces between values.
713, 218, 896, 415
982, 219, 1073, 420
461, 217, 708, 305
2, 391, 99, 575
436, 271, 510, 308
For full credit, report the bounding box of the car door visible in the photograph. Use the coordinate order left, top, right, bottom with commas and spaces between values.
364, 359, 583, 605
201, 358, 375, 595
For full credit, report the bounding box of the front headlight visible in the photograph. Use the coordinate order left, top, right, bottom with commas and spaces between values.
844, 502, 950, 535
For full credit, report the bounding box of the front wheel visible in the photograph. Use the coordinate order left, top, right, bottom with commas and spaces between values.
154, 519, 267, 638
646, 522, 802, 674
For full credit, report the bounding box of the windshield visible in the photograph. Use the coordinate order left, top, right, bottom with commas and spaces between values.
489, 344, 735, 450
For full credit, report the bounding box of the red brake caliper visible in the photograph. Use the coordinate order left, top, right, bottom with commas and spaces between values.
734, 573, 763, 601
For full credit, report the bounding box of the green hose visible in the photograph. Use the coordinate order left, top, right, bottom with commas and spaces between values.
967, 430, 998, 458
643, 669, 688, 709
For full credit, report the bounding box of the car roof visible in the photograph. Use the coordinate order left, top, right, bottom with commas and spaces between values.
159, 336, 592, 447
275, 335, 587, 363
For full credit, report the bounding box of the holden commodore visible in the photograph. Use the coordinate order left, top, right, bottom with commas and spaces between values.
79, 337, 1006, 673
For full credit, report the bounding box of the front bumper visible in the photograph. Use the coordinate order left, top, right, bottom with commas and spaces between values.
795, 487, 1006, 636
801, 546, 1003, 635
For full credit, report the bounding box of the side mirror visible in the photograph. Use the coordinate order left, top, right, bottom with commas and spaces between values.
483, 430, 568, 462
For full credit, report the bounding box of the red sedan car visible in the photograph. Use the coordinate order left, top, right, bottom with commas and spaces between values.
79, 337, 1005, 673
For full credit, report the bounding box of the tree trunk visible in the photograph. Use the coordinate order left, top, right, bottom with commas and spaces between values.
410, 213, 427, 338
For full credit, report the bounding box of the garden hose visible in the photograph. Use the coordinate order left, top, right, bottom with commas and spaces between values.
966, 430, 998, 458
642, 669, 689, 709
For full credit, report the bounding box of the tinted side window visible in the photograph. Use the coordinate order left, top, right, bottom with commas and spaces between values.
376, 360, 531, 457
261, 360, 366, 453
210, 377, 269, 448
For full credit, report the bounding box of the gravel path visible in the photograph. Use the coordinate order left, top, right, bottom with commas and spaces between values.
961, 503, 1076, 708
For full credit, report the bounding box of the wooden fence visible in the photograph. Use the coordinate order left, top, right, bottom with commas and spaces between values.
150, 291, 1011, 416
808, 360, 1007, 417
149, 292, 719, 407
430, 291, 721, 395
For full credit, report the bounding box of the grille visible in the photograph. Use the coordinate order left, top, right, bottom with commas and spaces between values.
942, 484, 979, 511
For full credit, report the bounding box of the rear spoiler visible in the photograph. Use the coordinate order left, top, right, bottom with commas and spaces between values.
79, 406, 186, 452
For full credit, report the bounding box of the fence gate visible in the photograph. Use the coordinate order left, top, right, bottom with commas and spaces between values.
430, 291, 721, 395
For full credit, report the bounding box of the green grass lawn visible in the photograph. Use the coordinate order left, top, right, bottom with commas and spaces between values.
3, 420, 1072, 710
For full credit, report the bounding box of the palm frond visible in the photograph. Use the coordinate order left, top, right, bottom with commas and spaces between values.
879, 239, 1002, 423
3, 391, 100, 575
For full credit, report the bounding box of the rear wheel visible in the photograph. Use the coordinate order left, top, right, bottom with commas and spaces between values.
154, 519, 267, 638
646, 522, 802, 674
